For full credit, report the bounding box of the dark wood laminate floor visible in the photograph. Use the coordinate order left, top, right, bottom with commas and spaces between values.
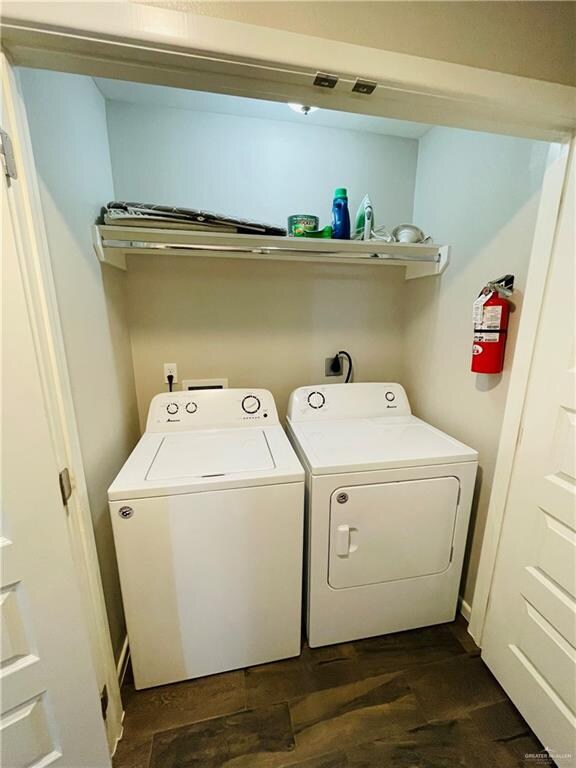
114, 618, 551, 768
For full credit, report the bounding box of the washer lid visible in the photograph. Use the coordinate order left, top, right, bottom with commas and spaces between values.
146, 429, 275, 481
289, 416, 477, 474
108, 425, 303, 501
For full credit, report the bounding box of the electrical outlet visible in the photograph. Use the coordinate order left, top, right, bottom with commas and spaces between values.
325, 356, 343, 377
163, 363, 178, 384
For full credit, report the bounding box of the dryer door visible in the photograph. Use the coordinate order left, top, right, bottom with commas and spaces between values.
328, 477, 459, 589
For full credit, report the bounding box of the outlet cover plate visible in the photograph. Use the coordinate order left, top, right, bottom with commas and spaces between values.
163, 363, 178, 383
325, 357, 343, 377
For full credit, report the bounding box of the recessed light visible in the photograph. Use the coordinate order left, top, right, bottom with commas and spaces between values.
288, 103, 319, 116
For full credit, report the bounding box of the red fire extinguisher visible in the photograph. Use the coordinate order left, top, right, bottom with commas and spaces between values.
471, 275, 514, 374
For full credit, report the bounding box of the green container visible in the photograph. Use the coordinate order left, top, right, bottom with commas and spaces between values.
288, 214, 319, 237
303, 225, 333, 239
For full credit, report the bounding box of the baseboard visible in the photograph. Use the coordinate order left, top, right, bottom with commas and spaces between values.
458, 596, 472, 622
116, 635, 130, 685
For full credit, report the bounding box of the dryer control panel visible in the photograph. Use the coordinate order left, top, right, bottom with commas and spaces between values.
287, 383, 411, 421
147, 389, 279, 431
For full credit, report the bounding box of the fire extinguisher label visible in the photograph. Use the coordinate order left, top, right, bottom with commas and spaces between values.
482, 305, 503, 329
474, 332, 499, 343
472, 344, 483, 355
472, 292, 491, 326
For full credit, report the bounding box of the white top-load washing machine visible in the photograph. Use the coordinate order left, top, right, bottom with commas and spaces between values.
286, 382, 478, 648
109, 389, 304, 689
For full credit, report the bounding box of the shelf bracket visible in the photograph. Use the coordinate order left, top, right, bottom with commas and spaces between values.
92, 224, 126, 270
405, 245, 450, 280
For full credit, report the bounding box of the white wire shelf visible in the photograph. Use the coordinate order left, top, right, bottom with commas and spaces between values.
92, 225, 450, 279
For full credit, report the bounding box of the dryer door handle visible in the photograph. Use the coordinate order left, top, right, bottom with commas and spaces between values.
335, 524, 350, 557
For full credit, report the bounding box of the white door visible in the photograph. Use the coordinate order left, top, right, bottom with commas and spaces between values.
481, 147, 576, 764
1, 147, 111, 765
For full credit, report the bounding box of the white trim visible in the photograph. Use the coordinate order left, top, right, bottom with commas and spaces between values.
1, 53, 123, 753
469, 141, 572, 646
458, 597, 472, 623
116, 636, 130, 686
1, 4, 574, 140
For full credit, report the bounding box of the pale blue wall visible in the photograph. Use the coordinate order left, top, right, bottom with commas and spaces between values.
406, 126, 550, 605
105, 100, 419, 231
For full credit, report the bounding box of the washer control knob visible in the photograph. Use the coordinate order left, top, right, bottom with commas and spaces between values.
166, 402, 179, 415
186, 402, 198, 414
242, 395, 261, 414
385, 391, 396, 402
308, 391, 326, 410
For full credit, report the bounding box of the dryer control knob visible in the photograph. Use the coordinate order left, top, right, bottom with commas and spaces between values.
166, 402, 179, 415
307, 391, 326, 410
242, 395, 261, 414
385, 391, 396, 402
186, 402, 198, 414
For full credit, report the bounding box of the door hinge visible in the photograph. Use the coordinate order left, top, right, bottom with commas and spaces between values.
100, 685, 108, 720
59, 467, 72, 507
516, 423, 524, 449
0, 128, 17, 182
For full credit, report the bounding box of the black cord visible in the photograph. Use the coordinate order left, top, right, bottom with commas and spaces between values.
338, 350, 353, 383
167, 374, 174, 393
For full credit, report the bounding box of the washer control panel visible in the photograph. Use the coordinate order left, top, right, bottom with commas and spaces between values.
147, 389, 279, 431
307, 391, 326, 410
287, 383, 411, 421
242, 395, 261, 414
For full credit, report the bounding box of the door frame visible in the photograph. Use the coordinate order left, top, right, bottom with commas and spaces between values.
1, 52, 123, 753
0, 2, 574, 142
0, 2, 573, 667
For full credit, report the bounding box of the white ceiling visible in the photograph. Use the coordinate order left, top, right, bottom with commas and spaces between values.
94, 78, 430, 140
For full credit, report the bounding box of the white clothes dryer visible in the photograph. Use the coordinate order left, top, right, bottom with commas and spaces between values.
109, 389, 304, 689
286, 382, 478, 648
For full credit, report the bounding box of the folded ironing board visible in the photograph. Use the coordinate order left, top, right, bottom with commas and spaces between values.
103, 201, 286, 236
